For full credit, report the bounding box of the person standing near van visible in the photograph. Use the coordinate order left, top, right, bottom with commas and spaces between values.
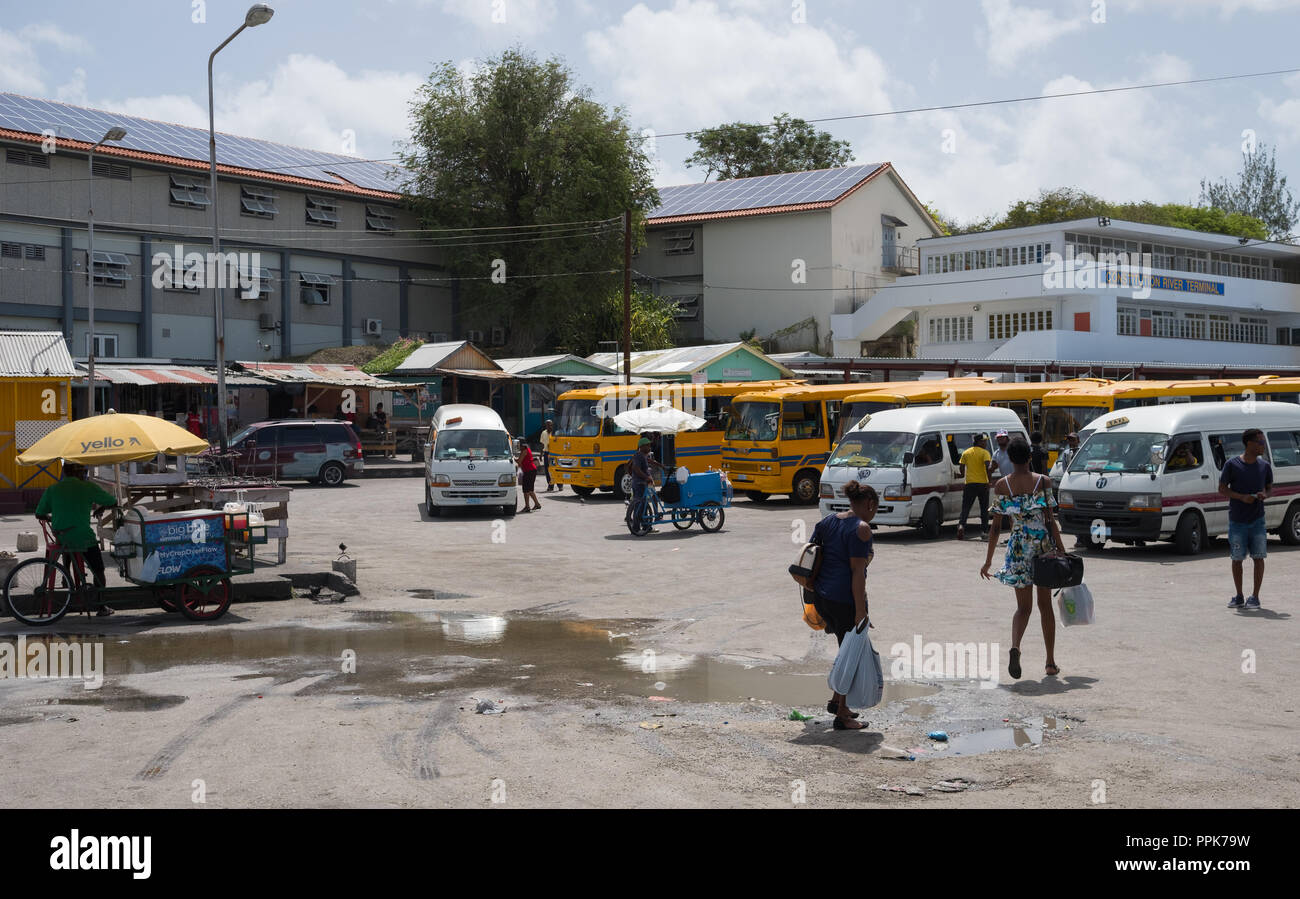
811, 480, 877, 730
540, 419, 556, 492
980, 438, 1066, 679
1029, 431, 1049, 474
956, 434, 994, 540
1220, 428, 1273, 610
517, 441, 542, 511
991, 429, 1014, 537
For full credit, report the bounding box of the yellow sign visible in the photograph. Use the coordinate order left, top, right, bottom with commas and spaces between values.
1105, 416, 1130, 429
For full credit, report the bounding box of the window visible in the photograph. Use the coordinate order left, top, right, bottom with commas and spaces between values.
24, 244, 44, 260
1266, 431, 1300, 468
90, 250, 129, 287
364, 204, 395, 233
914, 432, 943, 466
780, 402, 824, 441
299, 272, 332, 305
276, 425, 321, 447
663, 229, 695, 255
1117, 307, 1138, 336
1208, 433, 1244, 470
169, 174, 210, 208
670, 294, 701, 320
85, 333, 118, 358
319, 423, 356, 443
239, 265, 273, 301
989, 309, 1052, 340
157, 256, 198, 293
1, 242, 20, 259
92, 159, 130, 179
928, 315, 973, 343
6, 147, 50, 168
1163, 434, 1204, 471
305, 194, 339, 227
991, 400, 1031, 430
240, 184, 279, 218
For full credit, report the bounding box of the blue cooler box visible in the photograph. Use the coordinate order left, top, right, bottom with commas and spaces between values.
680, 471, 729, 505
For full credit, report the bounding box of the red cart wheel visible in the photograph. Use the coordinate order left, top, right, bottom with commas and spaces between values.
177, 565, 232, 621
154, 587, 178, 613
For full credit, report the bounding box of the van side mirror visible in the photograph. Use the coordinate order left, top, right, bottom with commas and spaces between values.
1150, 445, 1166, 465
512, 438, 522, 455
902, 451, 915, 466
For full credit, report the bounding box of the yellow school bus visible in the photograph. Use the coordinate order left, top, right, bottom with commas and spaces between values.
550, 380, 801, 497
1041, 376, 1300, 460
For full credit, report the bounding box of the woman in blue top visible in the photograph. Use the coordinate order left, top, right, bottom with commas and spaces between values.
980, 438, 1066, 679
812, 480, 877, 730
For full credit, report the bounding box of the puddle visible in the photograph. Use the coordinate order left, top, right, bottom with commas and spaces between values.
914, 717, 1058, 758
40, 690, 188, 712
0, 615, 939, 711
405, 589, 474, 600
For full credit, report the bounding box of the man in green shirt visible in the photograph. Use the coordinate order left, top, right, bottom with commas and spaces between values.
34, 463, 117, 608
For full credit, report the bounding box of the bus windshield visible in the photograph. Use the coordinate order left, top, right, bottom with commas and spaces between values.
726, 402, 780, 442
838, 400, 902, 439
434, 429, 513, 461
1069, 431, 1168, 474
1042, 405, 1106, 447
555, 399, 601, 438
827, 431, 916, 468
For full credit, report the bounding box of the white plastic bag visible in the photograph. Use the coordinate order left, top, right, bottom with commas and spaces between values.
827, 620, 884, 710
1057, 583, 1094, 626
138, 550, 161, 584
675, 466, 689, 484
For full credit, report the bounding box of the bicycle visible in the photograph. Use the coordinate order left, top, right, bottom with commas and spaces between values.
2, 518, 104, 626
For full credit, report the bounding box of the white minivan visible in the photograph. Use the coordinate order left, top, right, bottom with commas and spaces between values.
1057, 402, 1300, 553
819, 406, 1029, 537
424, 404, 519, 517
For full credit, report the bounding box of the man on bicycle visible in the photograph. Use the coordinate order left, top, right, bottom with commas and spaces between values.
34, 462, 117, 615
627, 436, 665, 533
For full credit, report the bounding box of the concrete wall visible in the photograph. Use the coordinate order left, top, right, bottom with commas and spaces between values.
990, 329, 1300, 367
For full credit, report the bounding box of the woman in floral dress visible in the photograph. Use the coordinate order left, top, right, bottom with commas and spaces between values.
980, 437, 1067, 679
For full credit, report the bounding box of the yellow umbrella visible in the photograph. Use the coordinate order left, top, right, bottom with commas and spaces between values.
17, 410, 210, 466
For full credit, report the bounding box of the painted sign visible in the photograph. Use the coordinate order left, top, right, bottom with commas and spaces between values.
722, 368, 751, 379
138, 514, 226, 582
1097, 269, 1225, 295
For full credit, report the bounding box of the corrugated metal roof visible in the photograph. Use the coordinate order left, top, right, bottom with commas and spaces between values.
79, 364, 271, 386
233, 361, 404, 388
586, 342, 792, 377
494, 354, 615, 375
0, 331, 76, 377
396, 341, 501, 373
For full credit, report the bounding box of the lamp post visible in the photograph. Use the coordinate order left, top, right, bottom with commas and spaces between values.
209, 3, 274, 450
87, 126, 127, 416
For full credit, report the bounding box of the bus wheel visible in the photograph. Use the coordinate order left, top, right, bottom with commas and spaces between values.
613, 466, 630, 500
745, 491, 770, 503
791, 470, 820, 505
1280, 502, 1300, 546
1174, 511, 1204, 555
919, 500, 942, 539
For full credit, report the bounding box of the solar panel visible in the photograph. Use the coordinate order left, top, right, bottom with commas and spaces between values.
650, 164, 883, 219
0, 92, 405, 193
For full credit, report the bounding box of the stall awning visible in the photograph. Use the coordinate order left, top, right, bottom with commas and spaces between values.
81, 364, 272, 386
233, 361, 404, 389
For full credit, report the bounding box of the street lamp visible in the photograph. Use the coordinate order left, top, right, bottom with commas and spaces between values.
87, 126, 127, 415
209, 3, 274, 449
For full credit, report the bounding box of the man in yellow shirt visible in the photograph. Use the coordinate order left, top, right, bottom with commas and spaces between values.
956, 434, 994, 540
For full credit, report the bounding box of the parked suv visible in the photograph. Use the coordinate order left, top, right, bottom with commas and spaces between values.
222, 420, 364, 486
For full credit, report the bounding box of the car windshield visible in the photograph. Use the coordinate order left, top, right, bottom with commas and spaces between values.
555, 399, 601, 438
1042, 405, 1106, 448
1069, 431, 1168, 474
434, 429, 512, 461
725, 402, 780, 442
827, 431, 916, 468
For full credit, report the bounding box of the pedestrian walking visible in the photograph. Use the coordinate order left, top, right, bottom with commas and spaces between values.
626, 436, 664, 531
810, 480, 878, 730
1029, 431, 1049, 474
516, 440, 541, 511
980, 437, 1066, 679
1220, 428, 1273, 610
956, 434, 994, 540
541, 419, 557, 492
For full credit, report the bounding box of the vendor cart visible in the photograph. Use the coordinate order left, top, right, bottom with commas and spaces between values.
626, 469, 732, 536
2, 506, 266, 626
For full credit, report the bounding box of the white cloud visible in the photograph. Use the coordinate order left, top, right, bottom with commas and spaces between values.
1258, 72, 1300, 144
19, 23, 92, 55
584, 0, 893, 185
1114, 0, 1300, 15
0, 24, 93, 96
980, 0, 1084, 72
438, 0, 558, 35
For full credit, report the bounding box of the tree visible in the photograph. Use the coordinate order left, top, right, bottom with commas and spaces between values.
556, 288, 678, 357
685, 113, 853, 180
1200, 144, 1300, 240
399, 48, 659, 355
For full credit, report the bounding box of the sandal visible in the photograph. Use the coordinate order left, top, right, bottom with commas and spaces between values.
1045, 663, 1060, 677
1008, 647, 1022, 680
833, 716, 867, 730
826, 699, 859, 718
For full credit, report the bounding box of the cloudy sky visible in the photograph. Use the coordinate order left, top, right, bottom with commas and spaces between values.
3, 0, 1299, 222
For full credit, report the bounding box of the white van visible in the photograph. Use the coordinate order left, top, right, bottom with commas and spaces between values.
1057, 402, 1300, 553
818, 406, 1029, 537
424, 404, 519, 517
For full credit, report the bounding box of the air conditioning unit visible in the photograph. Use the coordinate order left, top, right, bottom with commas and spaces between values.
258, 313, 275, 331
428, 332, 449, 342
465, 329, 484, 344
364, 318, 382, 336
490, 326, 506, 346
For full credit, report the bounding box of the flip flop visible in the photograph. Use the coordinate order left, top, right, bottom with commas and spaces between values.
833, 716, 867, 730
1008, 647, 1022, 680
1045, 663, 1060, 677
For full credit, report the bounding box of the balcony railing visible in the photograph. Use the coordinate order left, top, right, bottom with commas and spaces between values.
882, 245, 919, 275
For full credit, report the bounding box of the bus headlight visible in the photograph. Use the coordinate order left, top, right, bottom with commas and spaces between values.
580, 458, 595, 467
759, 464, 773, 472
1058, 490, 1073, 508
1128, 494, 1160, 512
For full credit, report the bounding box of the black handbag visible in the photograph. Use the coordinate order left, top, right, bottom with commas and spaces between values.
1031, 551, 1084, 588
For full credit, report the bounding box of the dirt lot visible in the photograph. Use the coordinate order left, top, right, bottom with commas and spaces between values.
1, 476, 1296, 808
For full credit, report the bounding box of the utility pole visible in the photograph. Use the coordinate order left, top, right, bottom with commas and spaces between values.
623, 210, 632, 386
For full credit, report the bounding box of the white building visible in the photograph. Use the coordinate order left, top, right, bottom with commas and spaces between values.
636, 164, 942, 351
831, 219, 1300, 366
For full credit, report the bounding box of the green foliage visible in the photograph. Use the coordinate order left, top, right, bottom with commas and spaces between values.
685, 113, 853, 180
399, 48, 659, 355
361, 337, 425, 374
948, 187, 1270, 240
922, 201, 954, 236
1200, 144, 1300, 239
555, 288, 678, 358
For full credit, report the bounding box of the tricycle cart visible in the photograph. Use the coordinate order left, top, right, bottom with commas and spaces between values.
2, 506, 266, 626
626, 469, 733, 536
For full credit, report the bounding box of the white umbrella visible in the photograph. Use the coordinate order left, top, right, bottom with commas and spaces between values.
612, 401, 706, 435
